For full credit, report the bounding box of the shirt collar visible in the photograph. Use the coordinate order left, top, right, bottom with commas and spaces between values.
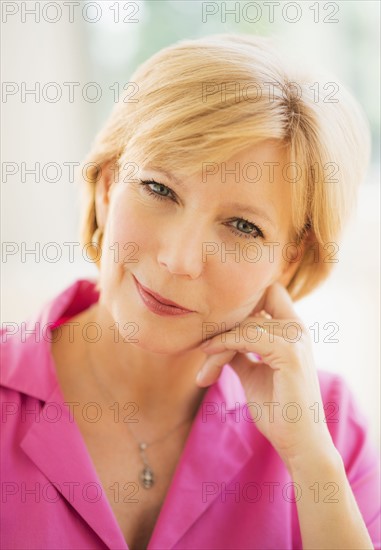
1, 279, 99, 401
2, 278, 256, 549
1, 278, 246, 411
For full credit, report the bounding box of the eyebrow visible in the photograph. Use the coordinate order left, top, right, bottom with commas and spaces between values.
142, 168, 277, 229
142, 167, 182, 186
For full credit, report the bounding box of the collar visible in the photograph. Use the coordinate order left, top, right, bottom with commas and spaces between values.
1, 278, 100, 401
1, 278, 261, 549
1, 278, 247, 413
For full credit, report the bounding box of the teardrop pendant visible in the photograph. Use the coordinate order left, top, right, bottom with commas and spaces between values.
140, 466, 155, 489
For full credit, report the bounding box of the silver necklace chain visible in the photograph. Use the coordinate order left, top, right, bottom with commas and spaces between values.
86, 341, 193, 489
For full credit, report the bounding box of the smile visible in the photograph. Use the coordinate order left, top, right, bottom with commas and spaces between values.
133, 276, 195, 317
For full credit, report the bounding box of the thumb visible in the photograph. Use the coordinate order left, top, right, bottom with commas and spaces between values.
196, 350, 237, 387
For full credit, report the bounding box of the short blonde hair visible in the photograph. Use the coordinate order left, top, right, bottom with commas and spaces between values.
80, 33, 371, 301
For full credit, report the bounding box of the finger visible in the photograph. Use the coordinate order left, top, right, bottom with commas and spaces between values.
200, 324, 294, 371
196, 349, 237, 387
260, 282, 301, 322
201, 316, 304, 355
256, 309, 273, 320
201, 317, 282, 354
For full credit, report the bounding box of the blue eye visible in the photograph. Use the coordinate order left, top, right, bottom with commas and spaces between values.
138, 179, 265, 239
139, 179, 175, 201
228, 218, 265, 240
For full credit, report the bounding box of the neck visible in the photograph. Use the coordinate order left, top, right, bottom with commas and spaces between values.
81, 303, 210, 427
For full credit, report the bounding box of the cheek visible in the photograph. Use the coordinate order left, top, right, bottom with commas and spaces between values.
209, 252, 279, 320
106, 194, 154, 258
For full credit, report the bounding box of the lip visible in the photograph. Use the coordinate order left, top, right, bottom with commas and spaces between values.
133, 276, 195, 316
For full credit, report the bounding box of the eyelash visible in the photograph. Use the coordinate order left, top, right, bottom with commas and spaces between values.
138, 179, 265, 240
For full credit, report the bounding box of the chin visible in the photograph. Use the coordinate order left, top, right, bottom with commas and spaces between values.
126, 328, 202, 355
109, 288, 203, 354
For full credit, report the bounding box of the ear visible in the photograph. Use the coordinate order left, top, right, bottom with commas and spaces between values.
94, 162, 117, 230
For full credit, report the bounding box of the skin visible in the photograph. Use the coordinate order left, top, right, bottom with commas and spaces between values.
82, 139, 303, 431
55, 138, 374, 547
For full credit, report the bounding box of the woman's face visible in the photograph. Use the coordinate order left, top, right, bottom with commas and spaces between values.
97, 140, 300, 353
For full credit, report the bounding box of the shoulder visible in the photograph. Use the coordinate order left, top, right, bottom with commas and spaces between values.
1, 278, 99, 401
317, 369, 380, 546
317, 368, 373, 438
316, 368, 379, 480
316, 368, 372, 436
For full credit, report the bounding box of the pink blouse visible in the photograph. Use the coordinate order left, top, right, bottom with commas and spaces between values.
1, 279, 380, 549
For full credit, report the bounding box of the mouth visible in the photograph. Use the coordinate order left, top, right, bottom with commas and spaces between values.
132, 275, 195, 315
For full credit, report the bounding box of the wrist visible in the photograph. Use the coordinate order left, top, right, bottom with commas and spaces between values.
283, 443, 344, 478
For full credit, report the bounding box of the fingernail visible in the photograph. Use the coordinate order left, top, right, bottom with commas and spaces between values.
247, 352, 262, 362
259, 309, 272, 319
196, 370, 204, 383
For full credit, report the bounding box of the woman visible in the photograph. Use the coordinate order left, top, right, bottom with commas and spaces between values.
1, 34, 379, 549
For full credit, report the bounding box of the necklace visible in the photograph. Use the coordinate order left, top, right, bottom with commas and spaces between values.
86, 341, 194, 489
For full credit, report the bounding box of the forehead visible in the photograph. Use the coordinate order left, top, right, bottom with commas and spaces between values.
202, 141, 293, 229
204, 141, 290, 185
147, 140, 289, 179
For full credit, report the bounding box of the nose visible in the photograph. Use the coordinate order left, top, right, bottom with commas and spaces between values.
157, 215, 207, 279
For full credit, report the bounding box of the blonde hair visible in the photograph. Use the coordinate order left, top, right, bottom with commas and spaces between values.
80, 33, 371, 301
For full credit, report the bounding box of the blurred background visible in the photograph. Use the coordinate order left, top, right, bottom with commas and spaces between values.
1, 1, 380, 445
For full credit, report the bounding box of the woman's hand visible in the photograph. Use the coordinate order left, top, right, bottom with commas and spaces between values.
196, 282, 336, 467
